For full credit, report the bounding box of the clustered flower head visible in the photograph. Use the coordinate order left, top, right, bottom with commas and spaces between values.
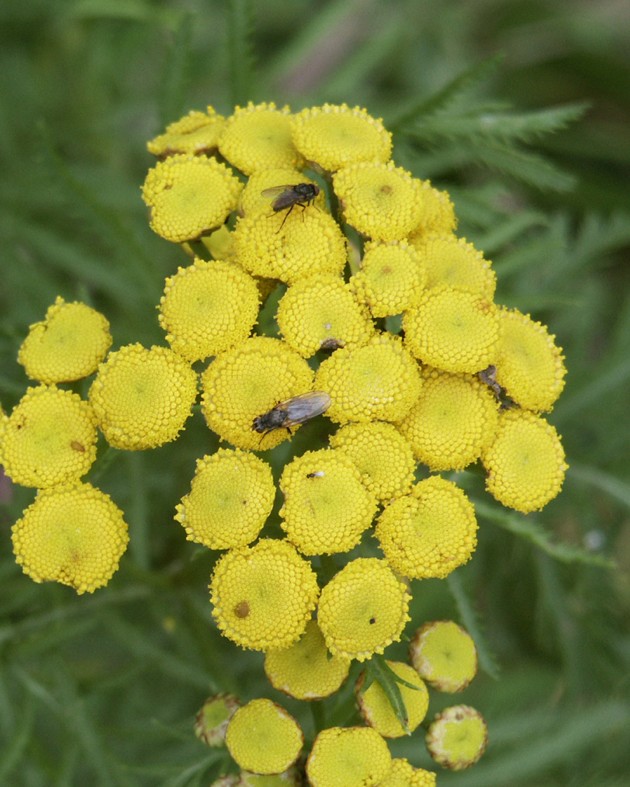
2, 100, 569, 779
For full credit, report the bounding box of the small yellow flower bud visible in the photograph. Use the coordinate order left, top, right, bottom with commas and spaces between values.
426, 705, 488, 771
356, 660, 429, 738
410, 621, 478, 692
194, 694, 240, 747
306, 726, 392, 786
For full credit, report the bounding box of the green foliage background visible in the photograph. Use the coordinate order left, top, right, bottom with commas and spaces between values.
1, 1, 629, 785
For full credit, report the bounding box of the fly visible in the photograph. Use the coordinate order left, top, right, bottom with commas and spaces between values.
261, 183, 320, 231
252, 391, 331, 437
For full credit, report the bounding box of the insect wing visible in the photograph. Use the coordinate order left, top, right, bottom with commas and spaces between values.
282, 391, 332, 426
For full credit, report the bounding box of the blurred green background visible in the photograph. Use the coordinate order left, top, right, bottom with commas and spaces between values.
1, 1, 629, 785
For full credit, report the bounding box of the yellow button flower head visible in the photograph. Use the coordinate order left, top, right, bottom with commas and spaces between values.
495, 307, 566, 412
333, 161, 426, 241
209, 538, 319, 651
225, 698, 303, 775
277, 273, 374, 357
379, 759, 437, 787
194, 693, 241, 747
89, 344, 198, 450
397, 367, 499, 471
264, 619, 350, 700
317, 558, 410, 661
279, 449, 377, 555
11, 482, 129, 594
306, 726, 392, 787
357, 660, 429, 738
175, 449, 275, 550
410, 235, 496, 299
239, 167, 324, 217
408, 181, 457, 239
158, 258, 260, 362
315, 333, 422, 424
403, 286, 499, 374
291, 104, 392, 172
482, 409, 567, 513
201, 337, 314, 451
410, 620, 478, 693
1, 386, 97, 488
350, 240, 427, 318
219, 103, 300, 175
426, 705, 488, 771
329, 422, 415, 503
376, 476, 478, 579
142, 154, 242, 243
232, 208, 347, 285
147, 107, 226, 157
18, 297, 112, 383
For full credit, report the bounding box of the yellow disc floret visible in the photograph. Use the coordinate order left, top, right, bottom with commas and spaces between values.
209, 539, 319, 651
351, 241, 427, 317
232, 207, 347, 285
482, 409, 567, 513
329, 422, 415, 503
375, 476, 478, 579
158, 258, 260, 362
225, 698, 303, 775
410, 235, 496, 299
277, 273, 374, 357
333, 161, 426, 241
307, 726, 392, 787
403, 286, 499, 373
18, 297, 112, 383
317, 558, 410, 661
279, 449, 377, 555
379, 759, 437, 786
410, 620, 478, 693
264, 619, 350, 700
175, 449, 275, 550
219, 103, 300, 175
89, 344, 198, 450
494, 307, 566, 412
357, 660, 429, 738
1, 386, 97, 488
142, 154, 243, 242
315, 333, 422, 424
408, 181, 457, 239
426, 705, 488, 771
11, 482, 129, 594
397, 367, 499, 471
147, 107, 226, 157
201, 337, 314, 451
291, 104, 392, 172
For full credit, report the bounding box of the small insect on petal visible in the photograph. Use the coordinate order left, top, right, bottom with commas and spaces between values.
252, 391, 332, 436
261, 183, 320, 231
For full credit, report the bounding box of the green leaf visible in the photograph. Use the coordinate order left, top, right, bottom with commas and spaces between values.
362, 654, 425, 735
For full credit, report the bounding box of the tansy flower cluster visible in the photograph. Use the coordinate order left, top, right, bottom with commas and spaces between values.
1, 101, 569, 782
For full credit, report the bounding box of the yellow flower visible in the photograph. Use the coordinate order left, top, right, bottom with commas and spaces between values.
291, 104, 392, 171
200, 224, 235, 261
409, 235, 496, 299
410, 620, 478, 693
142, 154, 242, 242
238, 167, 324, 217
277, 273, 374, 357
11, 482, 129, 594
306, 726, 392, 787
264, 619, 350, 700
194, 694, 240, 747
232, 207, 347, 285
225, 698, 303, 775
397, 367, 499, 471
407, 181, 457, 239
219, 102, 300, 175
403, 286, 499, 373
333, 161, 426, 241
350, 240, 427, 317
494, 307, 566, 412
175, 449, 275, 550
158, 258, 260, 362
357, 660, 429, 738
279, 449, 377, 555
209, 539, 319, 651
18, 297, 112, 383
426, 705, 488, 771
481, 409, 567, 513
329, 422, 416, 503
146, 107, 226, 157
201, 337, 314, 451
375, 476, 478, 579
378, 759, 437, 786
317, 558, 410, 661
89, 344, 198, 450
315, 333, 422, 424
1, 386, 97, 488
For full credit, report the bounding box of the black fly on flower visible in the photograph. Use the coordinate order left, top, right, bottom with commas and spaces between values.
261, 183, 320, 231
252, 391, 331, 437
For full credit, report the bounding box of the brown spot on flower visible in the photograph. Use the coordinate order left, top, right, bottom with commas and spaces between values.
70, 441, 85, 453
234, 601, 250, 619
